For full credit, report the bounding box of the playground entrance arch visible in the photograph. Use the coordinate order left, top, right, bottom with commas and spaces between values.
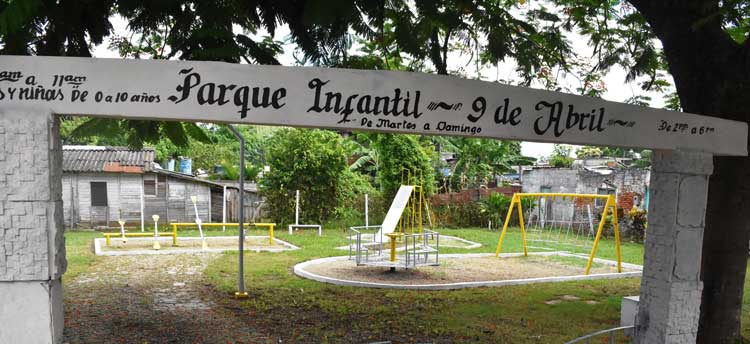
0, 56, 745, 343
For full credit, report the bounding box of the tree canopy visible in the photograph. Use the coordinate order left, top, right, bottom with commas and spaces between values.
3, 0, 750, 341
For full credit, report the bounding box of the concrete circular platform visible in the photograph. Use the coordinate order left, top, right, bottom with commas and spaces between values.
294, 252, 642, 290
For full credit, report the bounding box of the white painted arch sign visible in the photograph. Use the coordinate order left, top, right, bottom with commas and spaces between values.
0, 56, 746, 156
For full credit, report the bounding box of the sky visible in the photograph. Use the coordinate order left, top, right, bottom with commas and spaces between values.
92, 13, 671, 159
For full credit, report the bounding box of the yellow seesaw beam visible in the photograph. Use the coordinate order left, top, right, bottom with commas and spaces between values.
170, 222, 276, 245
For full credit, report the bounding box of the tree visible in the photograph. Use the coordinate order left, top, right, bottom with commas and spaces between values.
432, 137, 531, 191
371, 134, 435, 199
3, 1, 749, 339
576, 146, 603, 159
549, 144, 574, 168
552, 1, 750, 341
259, 128, 349, 224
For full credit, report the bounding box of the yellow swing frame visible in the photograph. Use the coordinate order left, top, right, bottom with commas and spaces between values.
494, 193, 622, 275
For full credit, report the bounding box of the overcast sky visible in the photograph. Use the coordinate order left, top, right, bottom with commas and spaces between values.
93, 14, 670, 159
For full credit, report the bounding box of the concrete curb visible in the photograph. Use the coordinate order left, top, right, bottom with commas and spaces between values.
293, 252, 642, 290
94, 236, 300, 256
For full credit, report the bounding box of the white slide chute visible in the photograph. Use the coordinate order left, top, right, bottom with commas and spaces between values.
375, 185, 414, 241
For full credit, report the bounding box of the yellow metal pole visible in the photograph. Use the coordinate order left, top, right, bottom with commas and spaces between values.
585, 196, 611, 275
269, 224, 274, 245
172, 224, 177, 246
390, 236, 397, 262
611, 195, 622, 273
105, 235, 111, 246
495, 194, 518, 257
517, 197, 527, 257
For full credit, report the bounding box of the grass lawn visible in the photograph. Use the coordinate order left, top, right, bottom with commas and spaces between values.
64, 226, 645, 342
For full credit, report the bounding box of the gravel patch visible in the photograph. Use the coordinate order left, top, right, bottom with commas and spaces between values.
64, 253, 272, 343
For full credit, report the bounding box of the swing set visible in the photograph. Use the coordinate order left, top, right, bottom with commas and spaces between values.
495, 193, 622, 275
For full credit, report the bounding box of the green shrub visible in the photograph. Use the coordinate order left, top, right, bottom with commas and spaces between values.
260, 128, 348, 224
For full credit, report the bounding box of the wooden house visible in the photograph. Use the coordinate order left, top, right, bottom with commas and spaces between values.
62, 146, 262, 229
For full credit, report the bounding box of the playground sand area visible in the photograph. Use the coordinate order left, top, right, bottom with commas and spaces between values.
303, 254, 636, 286
96, 236, 298, 255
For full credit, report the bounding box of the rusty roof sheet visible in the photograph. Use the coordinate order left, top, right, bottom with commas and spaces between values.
62, 146, 155, 172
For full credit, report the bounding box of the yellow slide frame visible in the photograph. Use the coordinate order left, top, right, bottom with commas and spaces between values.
494, 193, 622, 275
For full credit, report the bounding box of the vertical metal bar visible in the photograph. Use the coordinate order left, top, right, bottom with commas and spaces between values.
436, 233, 439, 265
227, 125, 247, 297
495, 194, 518, 257
585, 195, 610, 275
222, 185, 227, 231
295, 189, 300, 225
611, 195, 622, 273
517, 197, 527, 256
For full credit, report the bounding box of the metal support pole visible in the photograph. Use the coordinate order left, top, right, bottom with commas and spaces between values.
295, 189, 300, 225
227, 125, 248, 298
222, 185, 227, 231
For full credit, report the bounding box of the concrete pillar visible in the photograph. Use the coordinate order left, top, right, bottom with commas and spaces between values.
0, 108, 66, 344
635, 150, 712, 343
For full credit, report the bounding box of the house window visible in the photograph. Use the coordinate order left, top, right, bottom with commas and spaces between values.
540, 186, 552, 193
144, 175, 157, 196
90, 182, 108, 206
596, 187, 615, 206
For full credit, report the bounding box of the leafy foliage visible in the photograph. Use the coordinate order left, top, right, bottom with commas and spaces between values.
434, 137, 532, 191
259, 128, 349, 224
548, 144, 573, 168
371, 133, 435, 199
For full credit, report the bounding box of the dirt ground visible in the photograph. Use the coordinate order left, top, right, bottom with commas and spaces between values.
304, 255, 625, 285
63, 254, 273, 343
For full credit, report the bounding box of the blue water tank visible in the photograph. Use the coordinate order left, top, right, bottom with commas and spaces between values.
179, 158, 192, 175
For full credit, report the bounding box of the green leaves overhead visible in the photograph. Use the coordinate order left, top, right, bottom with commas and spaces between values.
67, 118, 210, 150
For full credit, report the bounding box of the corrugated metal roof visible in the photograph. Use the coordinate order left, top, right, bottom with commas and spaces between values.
62, 145, 155, 172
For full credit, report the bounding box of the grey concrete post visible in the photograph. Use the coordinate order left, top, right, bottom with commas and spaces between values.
0, 108, 66, 344
635, 150, 712, 343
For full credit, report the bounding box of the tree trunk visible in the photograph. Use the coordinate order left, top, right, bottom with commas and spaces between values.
697, 157, 750, 343
626, 1, 750, 340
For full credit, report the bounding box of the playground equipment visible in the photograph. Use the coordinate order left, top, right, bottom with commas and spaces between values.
495, 193, 622, 274
349, 172, 439, 270
152, 214, 161, 250
190, 196, 208, 250
103, 222, 276, 248
102, 220, 160, 246
169, 222, 275, 245
118, 220, 127, 243
288, 190, 322, 236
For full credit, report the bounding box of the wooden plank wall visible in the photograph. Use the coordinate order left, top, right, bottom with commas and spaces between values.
62, 172, 217, 228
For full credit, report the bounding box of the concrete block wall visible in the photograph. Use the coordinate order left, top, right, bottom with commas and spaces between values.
0, 108, 65, 343
635, 150, 711, 343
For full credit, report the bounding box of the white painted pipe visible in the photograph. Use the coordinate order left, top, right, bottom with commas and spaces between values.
295, 189, 300, 226
140, 179, 145, 232
191, 196, 206, 242
222, 185, 227, 231
364, 193, 369, 227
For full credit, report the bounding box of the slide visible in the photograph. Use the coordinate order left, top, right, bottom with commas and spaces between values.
375, 185, 414, 241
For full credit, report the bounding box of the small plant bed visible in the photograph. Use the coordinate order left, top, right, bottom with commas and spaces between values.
94, 236, 299, 256
295, 252, 642, 289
